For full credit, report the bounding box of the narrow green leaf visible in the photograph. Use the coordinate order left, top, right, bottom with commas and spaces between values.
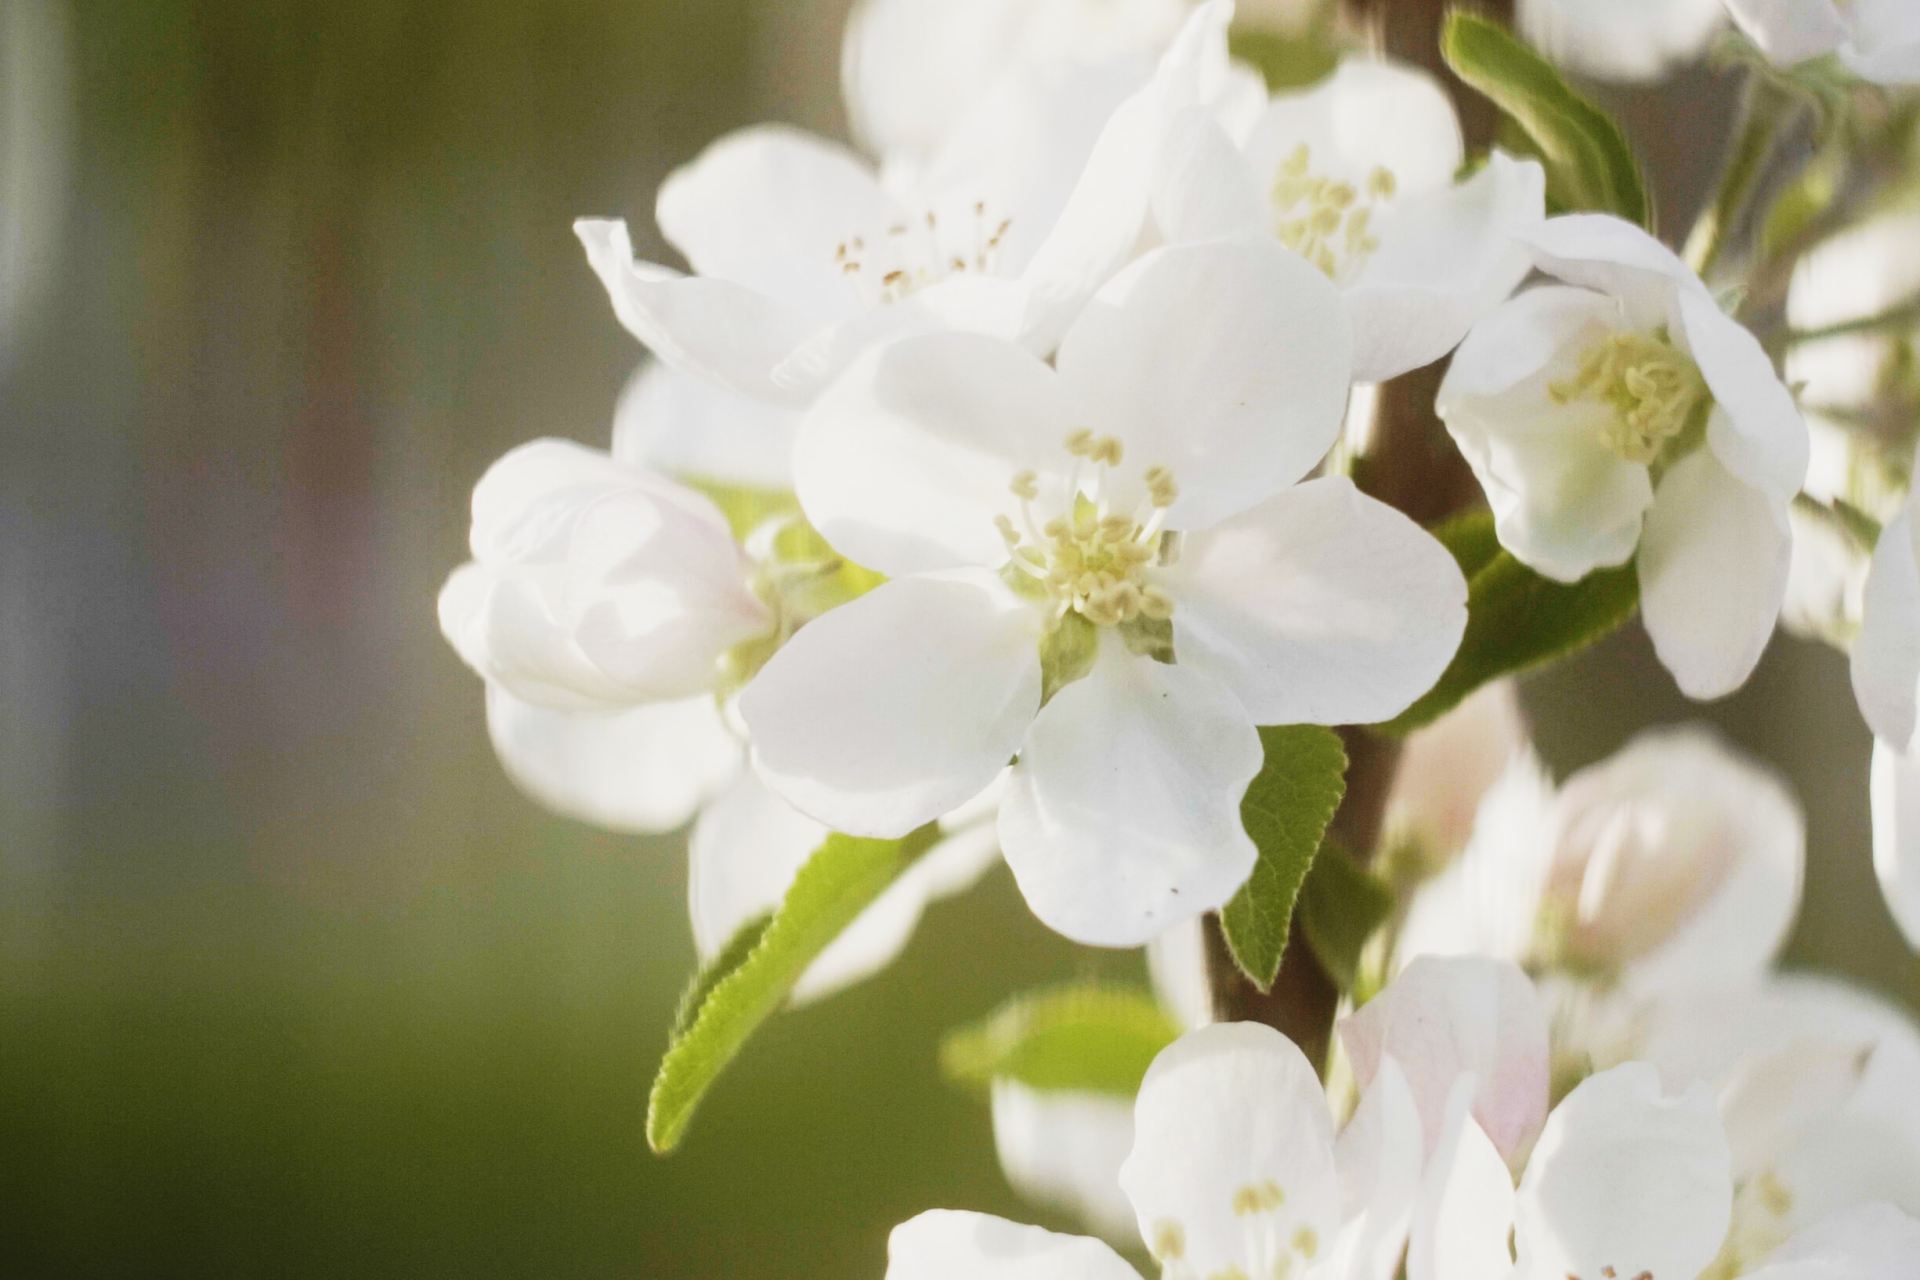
1385, 512, 1639, 735
647, 827, 935, 1153
1442, 12, 1651, 226
1297, 842, 1394, 993
1221, 725, 1349, 990
940, 984, 1181, 1097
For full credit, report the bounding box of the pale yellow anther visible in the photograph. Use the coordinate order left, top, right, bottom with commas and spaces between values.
1151, 1221, 1186, 1263
1551, 329, 1710, 465
1291, 1228, 1318, 1261
1232, 1179, 1287, 1215
1009, 469, 1040, 501
994, 514, 1020, 545
1369, 166, 1397, 199
995, 447, 1181, 628
1271, 150, 1398, 279
1064, 427, 1096, 456
1141, 586, 1175, 620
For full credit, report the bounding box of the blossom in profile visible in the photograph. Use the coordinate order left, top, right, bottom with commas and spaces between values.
741, 238, 1466, 946
1439, 214, 1810, 699
1724, 0, 1920, 84
1150, 47, 1545, 382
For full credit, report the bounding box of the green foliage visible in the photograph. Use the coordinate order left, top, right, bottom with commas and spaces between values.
687, 479, 799, 541
1386, 511, 1640, 735
1297, 842, 1394, 993
647, 827, 938, 1153
1220, 726, 1349, 990
940, 984, 1181, 1097
1442, 12, 1651, 227
1231, 17, 1343, 92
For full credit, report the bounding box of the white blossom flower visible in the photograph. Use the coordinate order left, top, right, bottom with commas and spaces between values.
840, 0, 1198, 164
739, 238, 1467, 946
1742, 1202, 1920, 1280
435, 440, 772, 831
1397, 726, 1806, 996
1625, 975, 1920, 1258
989, 1081, 1142, 1244
1410, 1060, 1732, 1280
1518, 0, 1726, 83
577, 2, 1238, 410
1724, 0, 1920, 84
1438, 215, 1811, 699
1150, 50, 1546, 382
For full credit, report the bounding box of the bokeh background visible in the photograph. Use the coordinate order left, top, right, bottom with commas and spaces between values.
1, 1, 1913, 1274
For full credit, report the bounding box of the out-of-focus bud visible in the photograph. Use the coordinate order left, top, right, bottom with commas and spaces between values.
1383, 679, 1530, 875
438, 439, 771, 712
1518, 0, 1725, 83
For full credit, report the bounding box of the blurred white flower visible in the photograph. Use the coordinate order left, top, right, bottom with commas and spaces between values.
1398, 726, 1806, 996
841, 0, 1195, 163
1626, 975, 1920, 1255
1439, 215, 1810, 699
1384, 679, 1531, 871
1724, 0, 1920, 84
1519, 0, 1726, 83
576, 2, 1237, 409
1151, 51, 1546, 381
1742, 1202, 1920, 1280
1867, 739, 1920, 949
989, 1080, 1140, 1244
741, 238, 1466, 946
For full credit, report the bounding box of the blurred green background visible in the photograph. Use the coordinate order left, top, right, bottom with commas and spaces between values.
0, 1, 1913, 1274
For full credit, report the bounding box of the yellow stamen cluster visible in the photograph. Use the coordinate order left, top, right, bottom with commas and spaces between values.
834, 200, 1012, 304
1271, 144, 1396, 279
1550, 330, 1710, 465
1000, 433, 1177, 628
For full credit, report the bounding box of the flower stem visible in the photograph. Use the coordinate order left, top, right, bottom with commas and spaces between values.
1686, 74, 1804, 281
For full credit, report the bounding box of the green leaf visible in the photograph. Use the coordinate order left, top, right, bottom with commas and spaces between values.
1385, 512, 1639, 735
1297, 842, 1394, 993
1230, 22, 1343, 92
1441, 12, 1651, 226
1220, 725, 1349, 990
647, 826, 936, 1153
682, 478, 798, 541
941, 984, 1181, 1097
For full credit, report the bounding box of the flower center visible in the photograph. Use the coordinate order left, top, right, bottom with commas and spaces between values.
1269, 143, 1397, 281
1551, 330, 1711, 465
997, 431, 1177, 627
834, 200, 1012, 306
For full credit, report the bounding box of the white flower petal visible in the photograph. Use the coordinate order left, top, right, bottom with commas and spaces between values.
1121, 1023, 1341, 1280
999, 644, 1260, 947
1519, 0, 1726, 82
654, 125, 893, 321
1407, 1097, 1515, 1280
574, 218, 819, 407
1055, 239, 1352, 530
885, 1210, 1142, 1280
991, 1082, 1139, 1244
841, 0, 1032, 160
1168, 476, 1468, 726
1639, 448, 1791, 700
1385, 680, 1530, 866
1338, 955, 1550, 1164
1513, 1064, 1732, 1280
740, 570, 1042, 838
1242, 59, 1465, 201
1869, 739, 1920, 950
793, 331, 1074, 578
611, 362, 799, 491
1146, 917, 1215, 1032
1723, 0, 1850, 65
1842, 0, 1920, 86
1676, 288, 1809, 507
1438, 286, 1655, 582
1347, 152, 1546, 383
1522, 214, 1692, 332
1853, 504, 1920, 750
1744, 1202, 1920, 1280
484, 688, 739, 834
1150, 108, 1266, 245
1331, 1055, 1426, 1280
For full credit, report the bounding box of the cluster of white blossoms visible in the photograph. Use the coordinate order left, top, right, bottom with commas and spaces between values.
435, 0, 1920, 1270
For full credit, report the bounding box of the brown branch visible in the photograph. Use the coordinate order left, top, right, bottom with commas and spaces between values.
1203, 0, 1507, 1063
